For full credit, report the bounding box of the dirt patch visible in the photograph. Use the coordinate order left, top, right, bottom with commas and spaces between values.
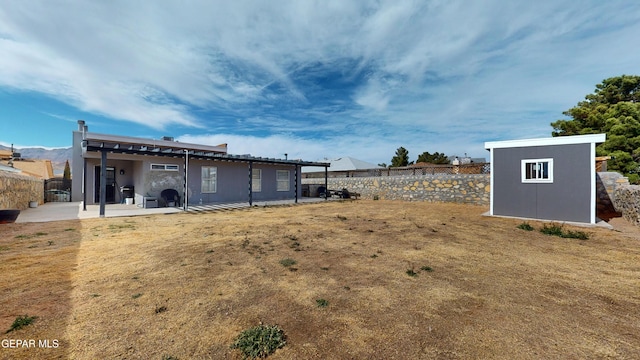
1, 201, 639, 359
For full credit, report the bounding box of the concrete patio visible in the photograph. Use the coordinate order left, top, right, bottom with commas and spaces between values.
15, 197, 333, 223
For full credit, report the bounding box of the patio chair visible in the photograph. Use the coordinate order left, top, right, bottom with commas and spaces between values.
160, 189, 181, 207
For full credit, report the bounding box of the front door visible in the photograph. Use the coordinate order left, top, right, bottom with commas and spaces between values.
95, 166, 116, 203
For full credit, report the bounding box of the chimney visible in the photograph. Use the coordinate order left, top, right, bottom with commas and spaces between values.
77, 120, 85, 131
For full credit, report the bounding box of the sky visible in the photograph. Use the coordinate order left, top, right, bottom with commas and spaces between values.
1, 1, 639, 165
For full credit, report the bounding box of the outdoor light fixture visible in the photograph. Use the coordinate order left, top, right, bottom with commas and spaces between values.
120, 169, 125, 175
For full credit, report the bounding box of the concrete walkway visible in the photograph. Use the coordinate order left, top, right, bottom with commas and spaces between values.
16, 197, 332, 223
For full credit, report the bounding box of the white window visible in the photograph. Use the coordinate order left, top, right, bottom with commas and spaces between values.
201, 166, 217, 193
252, 169, 262, 192
521, 158, 553, 183
151, 163, 179, 171
276, 170, 290, 191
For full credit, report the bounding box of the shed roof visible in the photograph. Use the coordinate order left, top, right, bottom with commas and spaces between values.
484, 133, 606, 150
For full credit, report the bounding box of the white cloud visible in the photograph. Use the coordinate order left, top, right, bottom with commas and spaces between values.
1, 0, 640, 157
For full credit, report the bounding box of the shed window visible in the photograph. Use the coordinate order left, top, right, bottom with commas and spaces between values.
521, 159, 553, 183
252, 169, 262, 192
201, 166, 217, 193
276, 170, 290, 191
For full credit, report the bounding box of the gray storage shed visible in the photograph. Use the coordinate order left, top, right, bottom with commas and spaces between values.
484, 133, 606, 224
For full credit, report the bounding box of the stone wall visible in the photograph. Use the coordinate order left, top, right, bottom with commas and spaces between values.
0, 171, 44, 210
596, 172, 639, 226
303, 174, 490, 206
613, 184, 640, 226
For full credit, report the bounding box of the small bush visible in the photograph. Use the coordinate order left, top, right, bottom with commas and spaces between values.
420, 266, 434, 272
279, 258, 296, 267
540, 223, 589, 240
336, 215, 347, 221
6, 315, 36, 333
406, 269, 418, 277
562, 229, 589, 240
517, 222, 534, 231
540, 223, 564, 237
373, 195, 379, 200
316, 299, 329, 308
231, 324, 286, 359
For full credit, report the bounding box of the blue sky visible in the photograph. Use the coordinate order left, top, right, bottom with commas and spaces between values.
1, 1, 639, 164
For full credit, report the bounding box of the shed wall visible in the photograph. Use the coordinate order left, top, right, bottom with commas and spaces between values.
493, 143, 591, 222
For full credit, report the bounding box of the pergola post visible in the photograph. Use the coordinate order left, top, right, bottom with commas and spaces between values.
99, 149, 107, 217
183, 149, 189, 211
248, 161, 253, 206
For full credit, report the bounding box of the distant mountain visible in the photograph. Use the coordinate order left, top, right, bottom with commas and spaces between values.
0, 145, 73, 176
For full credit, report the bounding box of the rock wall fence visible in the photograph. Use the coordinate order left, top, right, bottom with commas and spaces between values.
303, 174, 490, 206
597, 172, 640, 226
0, 172, 44, 210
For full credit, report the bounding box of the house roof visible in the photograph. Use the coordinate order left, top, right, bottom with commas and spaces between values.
83, 132, 229, 154
0, 159, 54, 179
81, 132, 329, 168
0, 150, 12, 160
484, 133, 606, 150
302, 156, 380, 173
0, 163, 22, 173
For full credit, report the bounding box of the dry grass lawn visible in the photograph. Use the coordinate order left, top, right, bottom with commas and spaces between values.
1, 200, 639, 359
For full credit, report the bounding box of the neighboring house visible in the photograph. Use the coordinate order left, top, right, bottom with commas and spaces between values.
0, 150, 55, 180
484, 133, 606, 224
71, 121, 328, 214
302, 156, 381, 177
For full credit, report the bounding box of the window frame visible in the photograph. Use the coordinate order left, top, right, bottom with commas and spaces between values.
521, 158, 553, 183
201, 166, 218, 193
276, 170, 290, 191
252, 169, 262, 192
150, 163, 180, 171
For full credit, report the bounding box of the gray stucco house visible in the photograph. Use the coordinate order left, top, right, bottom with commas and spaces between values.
71, 121, 328, 215
484, 133, 606, 224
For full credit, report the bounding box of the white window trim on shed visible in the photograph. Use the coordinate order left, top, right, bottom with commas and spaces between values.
521, 158, 553, 183
484, 133, 606, 224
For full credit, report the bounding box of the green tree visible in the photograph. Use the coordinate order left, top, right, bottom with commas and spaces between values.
416, 151, 449, 164
391, 147, 410, 167
63, 160, 71, 180
551, 75, 640, 182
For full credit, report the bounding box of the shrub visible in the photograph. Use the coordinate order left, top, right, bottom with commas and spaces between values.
540, 223, 589, 240
517, 222, 534, 231
279, 258, 296, 267
6, 315, 36, 333
231, 324, 286, 359
316, 299, 329, 308
406, 269, 418, 277
420, 266, 434, 272
540, 223, 564, 237
562, 229, 589, 240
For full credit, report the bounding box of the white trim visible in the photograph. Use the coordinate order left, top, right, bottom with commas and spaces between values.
489, 149, 494, 215
485, 133, 606, 150
521, 158, 554, 183
590, 142, 596, 224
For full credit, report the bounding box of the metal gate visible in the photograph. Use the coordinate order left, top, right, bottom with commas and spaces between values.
44, 178, 72, 202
